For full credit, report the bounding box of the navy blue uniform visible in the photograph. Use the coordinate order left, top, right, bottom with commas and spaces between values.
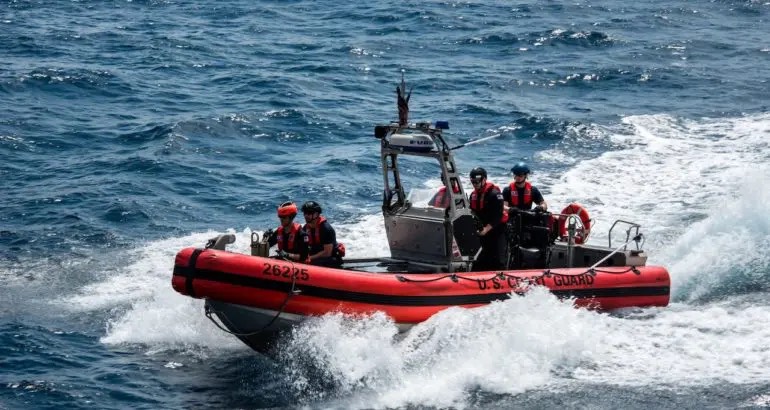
470, 183, 506, 271
304, 218, 342, 267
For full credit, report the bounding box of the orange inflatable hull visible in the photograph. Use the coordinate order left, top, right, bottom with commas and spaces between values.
172, 247, 670, 324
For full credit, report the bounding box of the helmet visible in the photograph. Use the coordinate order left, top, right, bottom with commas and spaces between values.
469, 167, 487, 181
511, 162, 530, 176
277, 201, 298, 218
301, 201, 322, 214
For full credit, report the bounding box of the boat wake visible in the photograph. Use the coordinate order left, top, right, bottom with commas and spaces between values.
544, 113, 770, 302
664, 173, 770, 303
275, 287, 600, 408
51, 111, 770, 407
271, 288, 770, 409
54, 207, 770, 407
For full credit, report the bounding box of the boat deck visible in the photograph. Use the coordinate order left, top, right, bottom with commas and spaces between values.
337, 240, 647, 274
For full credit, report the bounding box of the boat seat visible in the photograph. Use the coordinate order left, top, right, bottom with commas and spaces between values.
513, 247, 547, 269
452, 214, 481, 257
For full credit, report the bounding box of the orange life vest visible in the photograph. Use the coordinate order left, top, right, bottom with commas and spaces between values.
304, 216, 327, 248
304, 216, 346, 258
508, 181, 533, 208
275, 222, 302, 251
430, 183, 462, 208
430, 186, 449, 207
469, 181, 509, 223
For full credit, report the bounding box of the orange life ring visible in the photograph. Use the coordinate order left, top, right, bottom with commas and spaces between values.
558, 203, 591, 244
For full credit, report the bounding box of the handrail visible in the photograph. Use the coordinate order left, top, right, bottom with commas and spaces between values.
589, 233, 644, 270
608, 220, 641, 249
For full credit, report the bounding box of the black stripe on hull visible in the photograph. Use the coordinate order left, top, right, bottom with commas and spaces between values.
174, 266, 669, 307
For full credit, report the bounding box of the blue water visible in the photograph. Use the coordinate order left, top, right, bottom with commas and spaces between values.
2, 1, 770, 409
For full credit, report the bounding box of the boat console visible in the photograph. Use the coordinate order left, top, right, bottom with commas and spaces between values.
372, 76, 648, 273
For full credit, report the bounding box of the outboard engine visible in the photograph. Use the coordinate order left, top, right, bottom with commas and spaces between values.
505, 209, 556, 269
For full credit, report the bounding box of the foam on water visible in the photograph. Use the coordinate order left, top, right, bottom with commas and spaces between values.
276, 291, 770, 408
53, 112, 770, 405
59, 215, 393, 355
272, 292, 770, 408
662, 172, 770, 301
279, 287, 601, 409
547, 113, 769, 237
333, 213, 390, 258
543, 113, 770, 296
58, 230, 251, 355
576, 299, 770, 387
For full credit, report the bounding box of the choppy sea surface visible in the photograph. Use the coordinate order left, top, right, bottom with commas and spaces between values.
2, 1, 770, 409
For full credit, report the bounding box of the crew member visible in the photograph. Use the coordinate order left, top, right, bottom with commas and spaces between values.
301, 201, 345, 267
266, 201, 309, 262
503, 162, 547, 212
428, 178, 461, 208
503, 162, 551, 249
468, 167, 508, 271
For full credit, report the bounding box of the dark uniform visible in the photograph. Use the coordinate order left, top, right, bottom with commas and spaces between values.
470, 181, 507, 271
304, 216, 343, 267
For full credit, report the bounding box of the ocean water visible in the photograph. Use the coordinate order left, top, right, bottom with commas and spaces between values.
2, 0, 770, 408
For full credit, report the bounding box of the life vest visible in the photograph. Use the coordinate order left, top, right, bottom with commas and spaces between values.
469, 181, 508, 223
429, 186, 449, 208
429, 184, 460, 208
275, 222, 302, 251
305, 216, 327, 248
304, 216, 346, 258
508, 181, 533, 208
557, 203, 592, 244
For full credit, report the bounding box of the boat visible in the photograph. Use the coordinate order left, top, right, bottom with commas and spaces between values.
171, 77, 670, 352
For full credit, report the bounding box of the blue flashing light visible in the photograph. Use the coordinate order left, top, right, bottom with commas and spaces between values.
435, 121, 449, 130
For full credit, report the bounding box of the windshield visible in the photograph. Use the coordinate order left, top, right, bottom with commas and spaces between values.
407, 186, 442, 208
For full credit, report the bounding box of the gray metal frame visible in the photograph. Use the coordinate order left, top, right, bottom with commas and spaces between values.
377, 122, 480, 272
372, 120, 648, 273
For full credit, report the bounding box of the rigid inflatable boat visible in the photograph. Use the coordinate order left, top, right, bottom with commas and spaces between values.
171, 77, 670, 352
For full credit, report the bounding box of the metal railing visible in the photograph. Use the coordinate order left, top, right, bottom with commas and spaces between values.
608, 220, 642, 250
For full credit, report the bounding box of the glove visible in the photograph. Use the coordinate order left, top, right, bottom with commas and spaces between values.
277, 250, 289, 259
533, 205, 544, 213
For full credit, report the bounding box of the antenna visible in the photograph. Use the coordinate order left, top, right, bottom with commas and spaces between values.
449, 133, 503, 151
396, 70, 412, 126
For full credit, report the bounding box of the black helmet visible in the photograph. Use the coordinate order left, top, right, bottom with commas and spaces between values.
301, 200, 322, 214
469, 167, 487, 181
511, 162, 530, 176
